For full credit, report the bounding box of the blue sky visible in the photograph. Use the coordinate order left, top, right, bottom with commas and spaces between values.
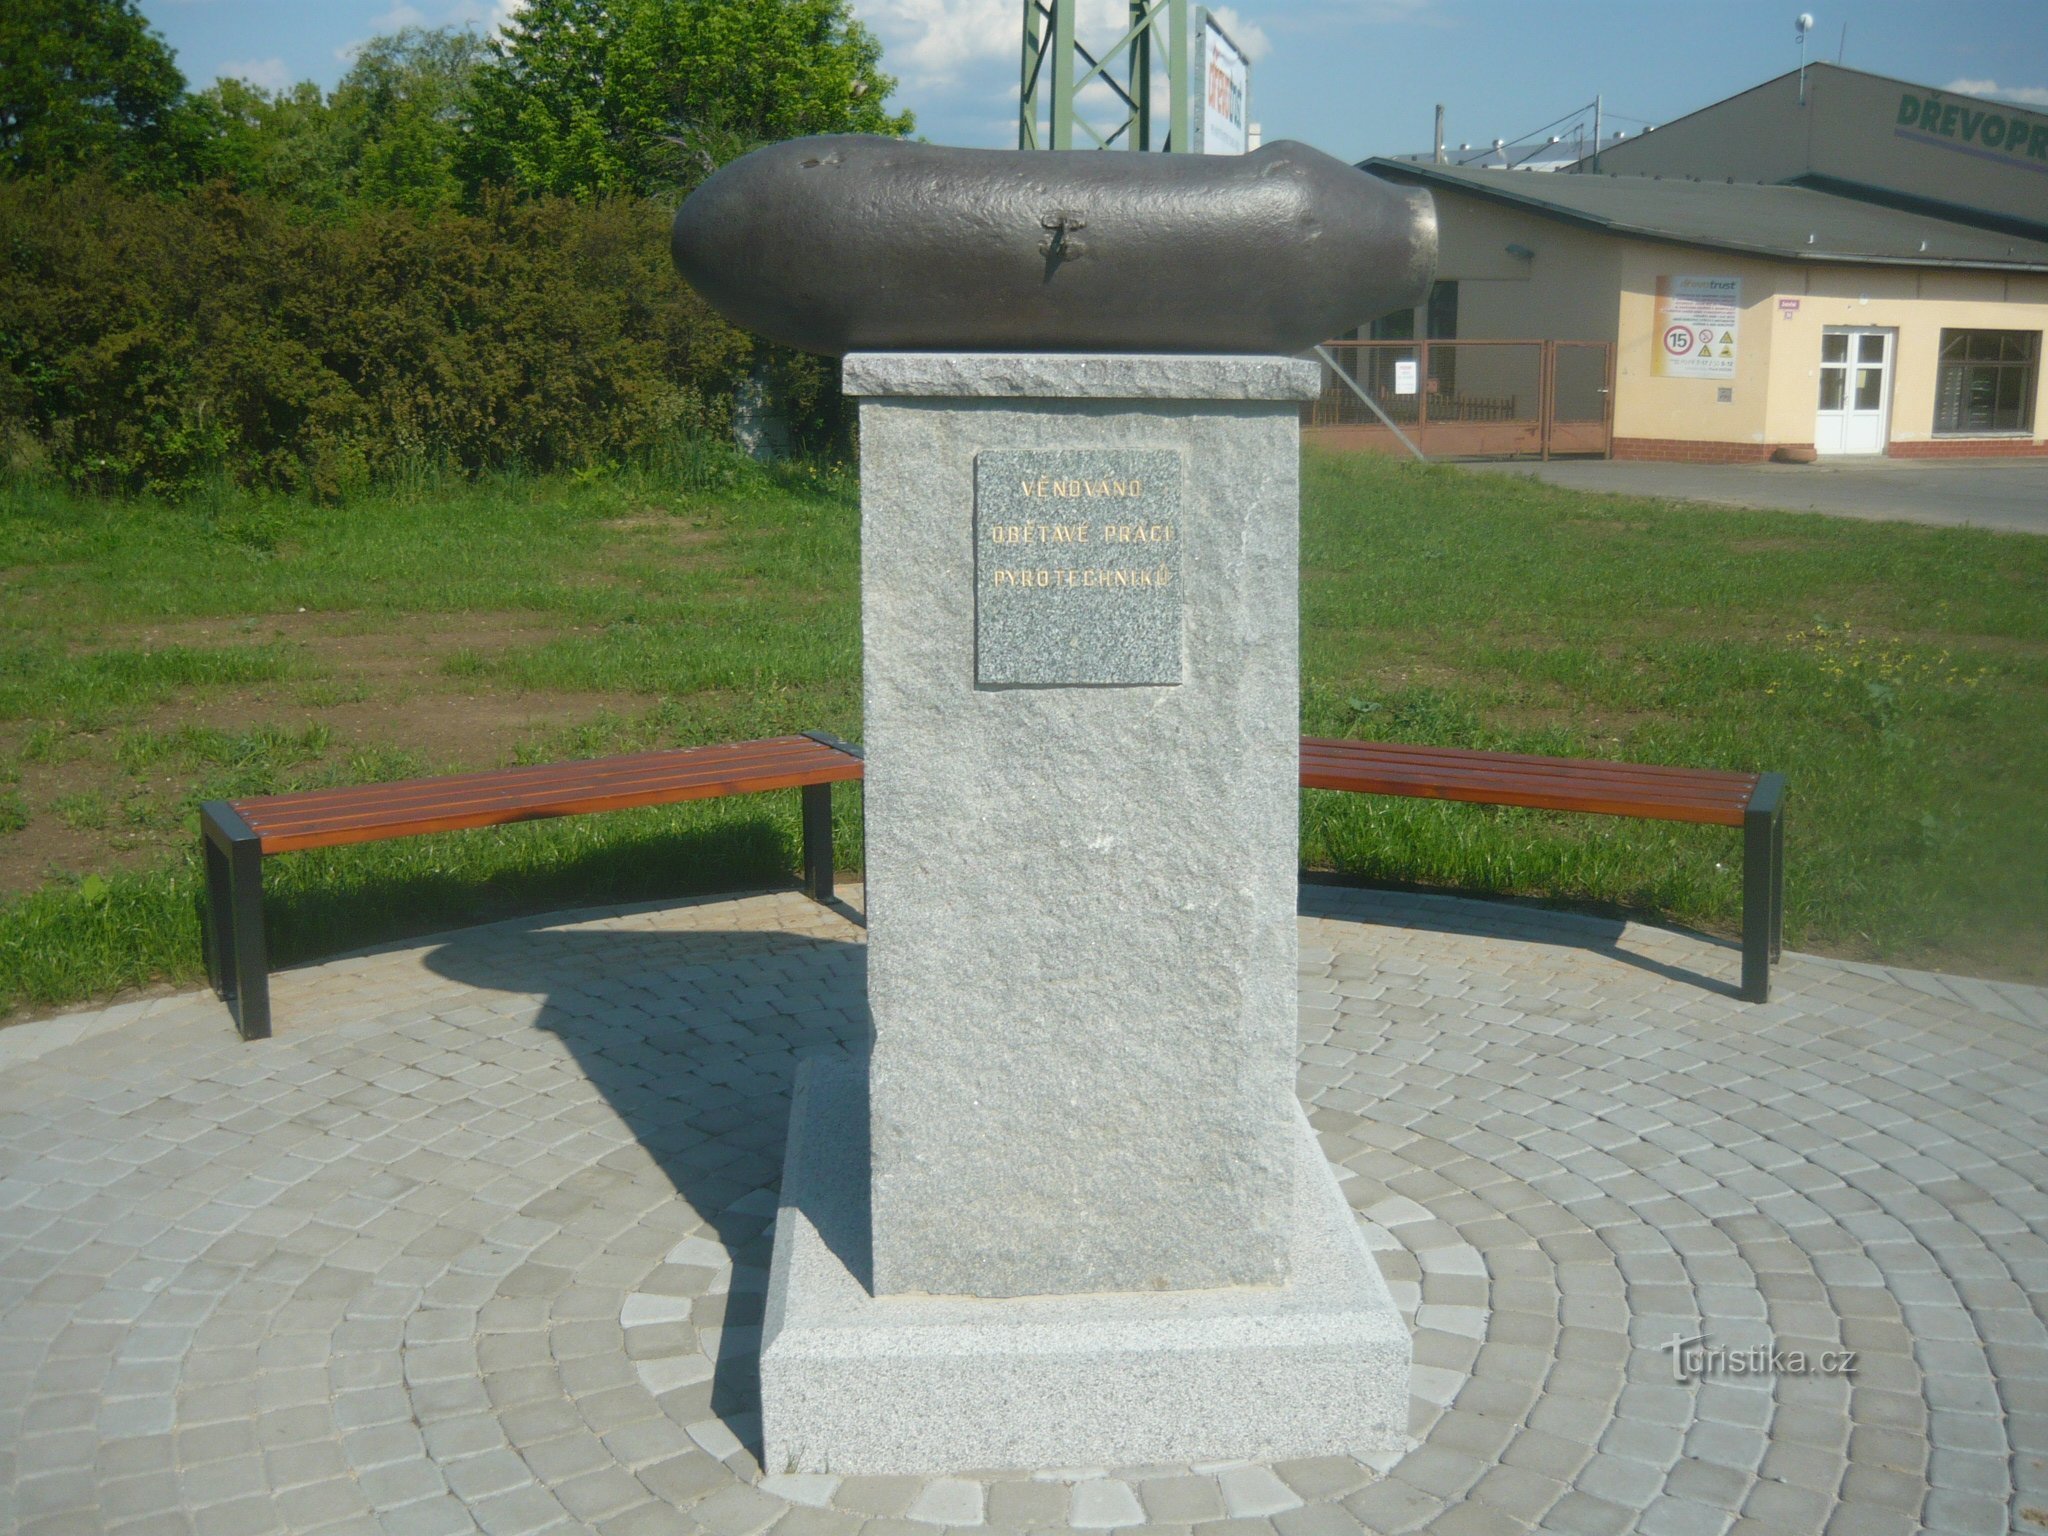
142, 0, 2048, 166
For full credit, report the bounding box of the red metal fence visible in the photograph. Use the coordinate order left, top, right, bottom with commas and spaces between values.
1303, 340, 1615, 460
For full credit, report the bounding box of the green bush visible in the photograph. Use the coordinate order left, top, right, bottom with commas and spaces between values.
0, 174, 757, 496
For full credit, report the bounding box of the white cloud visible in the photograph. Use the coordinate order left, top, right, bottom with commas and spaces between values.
854, 0, 1128, 85
1205, 8, 1270, 62
853, 0, 1009, 82
444, 0, 523, 33
216, 56, 293, 92
1945, 77, 2048, 109
337, 0, 521, 65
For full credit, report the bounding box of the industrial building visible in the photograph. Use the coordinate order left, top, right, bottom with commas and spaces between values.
1336, 66, 2048, 461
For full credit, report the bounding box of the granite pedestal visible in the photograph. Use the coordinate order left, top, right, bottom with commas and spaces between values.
761, 1057, 1410, 1474
761, 354, 1410, 1472
856, 354, 1317, 1298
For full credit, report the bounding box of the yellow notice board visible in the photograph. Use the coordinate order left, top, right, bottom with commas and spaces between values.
1652, 276, 1740, 379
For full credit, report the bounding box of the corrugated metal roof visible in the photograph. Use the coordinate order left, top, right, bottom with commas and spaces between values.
1365, 158, 2048, 272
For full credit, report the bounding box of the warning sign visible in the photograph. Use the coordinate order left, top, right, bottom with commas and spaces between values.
1652, 276, 1740, 379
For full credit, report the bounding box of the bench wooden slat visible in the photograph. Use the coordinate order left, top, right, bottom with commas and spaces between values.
1300, 738, 1758, 826
251, 765, 859, 853
235, 739, 860, 851
235, 748, 835, 827
241, 770, 864, 850
236, 750, 857, 838
1301, 738, 1760, 791
235, 737, 843, 826
1297, 757, 1756, 799
1302, 769, 1747, 826
1297, 751, 1757, 803
1299, 764, 1754, 818
1299, 770, 1754, 814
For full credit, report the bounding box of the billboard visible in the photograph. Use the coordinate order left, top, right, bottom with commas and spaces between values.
1651, 275, 1740, 379
1193, 10, 1250, 155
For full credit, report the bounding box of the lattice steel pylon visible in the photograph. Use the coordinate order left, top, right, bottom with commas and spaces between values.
1019, 0, 1191, 151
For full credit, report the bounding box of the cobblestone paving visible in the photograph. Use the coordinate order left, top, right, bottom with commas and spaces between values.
1, 884, 2044, 1536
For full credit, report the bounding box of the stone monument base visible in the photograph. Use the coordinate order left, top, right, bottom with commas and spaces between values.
760, 1058, 1411, 1475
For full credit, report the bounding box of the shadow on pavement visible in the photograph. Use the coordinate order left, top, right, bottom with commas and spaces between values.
1300, 878, 1743, 1000
422, 904, 871, 1454
415, 879, 1734, 1463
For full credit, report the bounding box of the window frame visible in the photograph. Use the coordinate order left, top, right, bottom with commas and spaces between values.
1932, 328, 2041, 437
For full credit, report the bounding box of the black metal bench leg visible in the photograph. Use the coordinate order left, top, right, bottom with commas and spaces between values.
1770, 802, 1786, 964
202, 801, 271, 1041
1741, 773, 1788, 1004
801, 782, 834, 903
202, 829, 233, 1002
229, 837, 272, 1040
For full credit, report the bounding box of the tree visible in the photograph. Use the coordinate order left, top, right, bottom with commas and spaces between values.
0, 0, 197, 182
185, 78, 353, 207
459, 0, 911, 201
184, 30, 483, 213
339, 28, 485, 213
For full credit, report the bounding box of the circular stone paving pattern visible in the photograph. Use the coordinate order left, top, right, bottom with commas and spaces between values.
0, 884, 2043, 1536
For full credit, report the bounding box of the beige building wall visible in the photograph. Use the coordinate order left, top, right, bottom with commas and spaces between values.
1612, 247, 2048, 452
1433, 195, 1622, 342
1425, 196, 1624, 342
1414, 195, 1622, 416
1759, 266, 2048, 451
1611, 245, 1784, 449
1420, 183, 2048, 457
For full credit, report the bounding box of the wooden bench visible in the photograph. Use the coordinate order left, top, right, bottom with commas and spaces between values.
201, 732, 865, 1040
204, 730, 1785, 1040
1302, 738, 1785, 1003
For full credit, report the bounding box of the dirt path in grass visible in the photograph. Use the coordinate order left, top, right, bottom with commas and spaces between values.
0, 612, 655, 895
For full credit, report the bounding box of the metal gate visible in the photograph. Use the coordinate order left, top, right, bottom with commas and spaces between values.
1303, 340, 1615, 459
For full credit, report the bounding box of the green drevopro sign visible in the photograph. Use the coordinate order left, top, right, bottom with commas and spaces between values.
1896, 91, 2048, 161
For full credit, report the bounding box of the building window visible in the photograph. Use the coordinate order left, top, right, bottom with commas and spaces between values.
1362, 285, 1460, 409
1364, 307, 1414, 411
1426, 281, 1458, 394
1934, 330, 2039, 435
1426, 281, 1459, 341
1368, 308, 1414, 342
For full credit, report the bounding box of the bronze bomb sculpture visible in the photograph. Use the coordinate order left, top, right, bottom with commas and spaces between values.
671, 135, 1435, 355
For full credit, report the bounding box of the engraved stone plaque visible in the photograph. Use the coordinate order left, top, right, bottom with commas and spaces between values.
974, 449, 1182, 686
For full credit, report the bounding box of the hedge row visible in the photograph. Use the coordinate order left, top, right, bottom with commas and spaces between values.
0, 175, 836, 497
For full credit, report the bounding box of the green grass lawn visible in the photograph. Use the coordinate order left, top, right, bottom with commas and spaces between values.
1299, 454, 2045, 979
1, 448, 2043, 1020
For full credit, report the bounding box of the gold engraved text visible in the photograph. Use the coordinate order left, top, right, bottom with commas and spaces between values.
1018, 477, 1144, 498
987, 522, 1089, 545
990, 566, 1173, 589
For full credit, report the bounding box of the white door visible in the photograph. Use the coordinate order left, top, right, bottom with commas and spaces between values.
1815, 328, 1894, 455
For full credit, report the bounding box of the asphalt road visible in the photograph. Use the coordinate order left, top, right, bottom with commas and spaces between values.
1461, 457, 2048, 535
